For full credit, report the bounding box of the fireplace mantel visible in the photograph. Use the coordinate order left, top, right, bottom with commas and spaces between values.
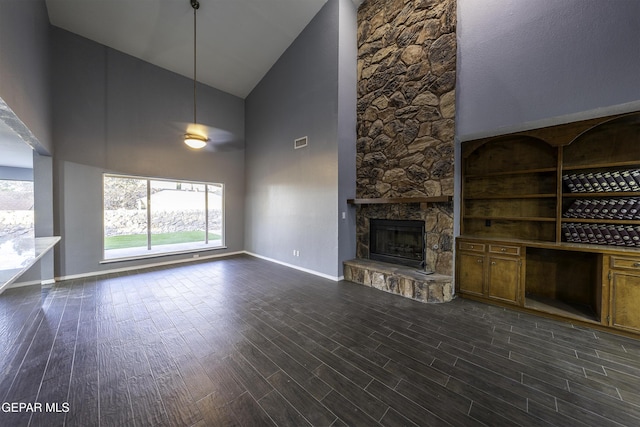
347, 196, 452, 205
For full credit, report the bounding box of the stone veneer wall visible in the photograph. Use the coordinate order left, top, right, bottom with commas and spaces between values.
356, 0, 456, 275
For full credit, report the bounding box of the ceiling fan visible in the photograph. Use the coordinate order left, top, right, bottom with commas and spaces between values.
180, 0, 242, 152
183, 0, 209, 149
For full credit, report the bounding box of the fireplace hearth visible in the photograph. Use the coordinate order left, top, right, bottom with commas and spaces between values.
346, 204, 453, 304
370, 219, 425, 269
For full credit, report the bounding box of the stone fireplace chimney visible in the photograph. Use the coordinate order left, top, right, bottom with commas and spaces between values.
354, 0, 456, 277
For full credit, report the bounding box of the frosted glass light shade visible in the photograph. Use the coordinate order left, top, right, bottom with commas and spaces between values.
184, 134, 207, 149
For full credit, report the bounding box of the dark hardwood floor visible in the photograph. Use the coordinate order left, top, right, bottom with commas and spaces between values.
2, 254, 640, 426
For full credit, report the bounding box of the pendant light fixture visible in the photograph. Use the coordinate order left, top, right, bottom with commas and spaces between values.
184, 0, 208, 149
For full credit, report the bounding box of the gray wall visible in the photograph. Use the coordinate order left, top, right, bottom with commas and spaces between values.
457, 0, 640, 140
337, 0, 357, 277
0, 0, 56, 286
51, 28, 245, 278
245, 0, 357, 278
0, 0, 52, 154
33, 153, 54, 282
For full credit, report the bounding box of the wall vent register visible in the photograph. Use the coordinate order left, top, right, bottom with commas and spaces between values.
294, 136, 308, 149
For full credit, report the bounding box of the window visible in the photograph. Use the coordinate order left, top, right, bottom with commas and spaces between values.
0, 180, 34, 239
103, 174, 224, 260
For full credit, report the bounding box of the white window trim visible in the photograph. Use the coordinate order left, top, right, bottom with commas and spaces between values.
102, 173, 225, 262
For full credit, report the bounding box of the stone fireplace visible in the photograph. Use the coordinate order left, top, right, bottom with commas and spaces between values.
356, 202, 453, 275
344, 0, 456, 303
369, 219, 425, 268
345, 201, 454, 303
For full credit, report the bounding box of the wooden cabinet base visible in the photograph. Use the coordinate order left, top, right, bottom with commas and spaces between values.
456, 237, 640, 337
456, 239, 522, 306
608, 255, 640, 333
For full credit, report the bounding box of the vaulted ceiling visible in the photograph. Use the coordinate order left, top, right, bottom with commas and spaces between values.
2, 0, 364, 168
46, 0, 363, 99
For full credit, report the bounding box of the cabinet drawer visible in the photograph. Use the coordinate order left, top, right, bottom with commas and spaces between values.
458, 241, 485, 252
610, 256, 640, 271
489, 244, 520, 256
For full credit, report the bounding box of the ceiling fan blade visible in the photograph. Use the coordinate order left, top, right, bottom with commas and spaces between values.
172, 121, 244, 151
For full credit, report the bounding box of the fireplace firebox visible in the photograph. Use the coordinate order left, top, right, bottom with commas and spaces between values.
370, 219, 425, 268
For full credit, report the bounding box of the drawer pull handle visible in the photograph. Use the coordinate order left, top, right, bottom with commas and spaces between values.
470, 245, 474, 249
500, 248, 506, 252
491, 261, 496, 265
634, 262, 640, 267
477, 259, 483, 263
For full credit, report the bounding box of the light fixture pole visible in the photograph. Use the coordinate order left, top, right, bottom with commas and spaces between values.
184, 0, 207, 149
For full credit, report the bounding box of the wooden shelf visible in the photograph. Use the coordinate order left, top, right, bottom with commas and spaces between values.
465, 167, 556, 179
561, 218, 640, 225
465, 216, 556, 222
524, 295, 599, 323
461, 112, 640, 244
466, 193, 556, 200
458, 234, 640, 255
347, 196, 452, 205
563, 192, 640, 198
563, 160, 640, 171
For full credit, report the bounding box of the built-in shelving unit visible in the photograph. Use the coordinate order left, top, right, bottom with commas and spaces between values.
457, 111, 640, 336
463, 133, 558, 243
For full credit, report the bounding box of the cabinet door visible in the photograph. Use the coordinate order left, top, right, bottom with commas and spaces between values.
457, 253, 485, 296
610, 271, 640, 333
487, 256, 520, 304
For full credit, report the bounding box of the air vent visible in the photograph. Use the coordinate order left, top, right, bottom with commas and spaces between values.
294, 136, 308, 149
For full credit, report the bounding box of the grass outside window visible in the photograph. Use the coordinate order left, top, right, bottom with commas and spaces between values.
105, 231, 222, 250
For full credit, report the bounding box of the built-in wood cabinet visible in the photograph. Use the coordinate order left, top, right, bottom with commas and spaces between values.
457, 244, 485, 297
456, 240, 521, 305
457, 111, 640, 336
487, 245, 521, 304
607, 255, 640, 333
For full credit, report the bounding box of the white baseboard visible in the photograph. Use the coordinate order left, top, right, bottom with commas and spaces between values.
5, 279, 41, 290
56, 251, 245, 282
52, 250, 342, 284
244, 252, 342, 282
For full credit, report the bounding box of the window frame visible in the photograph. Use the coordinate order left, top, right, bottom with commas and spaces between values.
101, 173, 225, 263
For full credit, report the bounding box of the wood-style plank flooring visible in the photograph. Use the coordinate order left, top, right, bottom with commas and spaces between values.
2, 254, 640, 426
